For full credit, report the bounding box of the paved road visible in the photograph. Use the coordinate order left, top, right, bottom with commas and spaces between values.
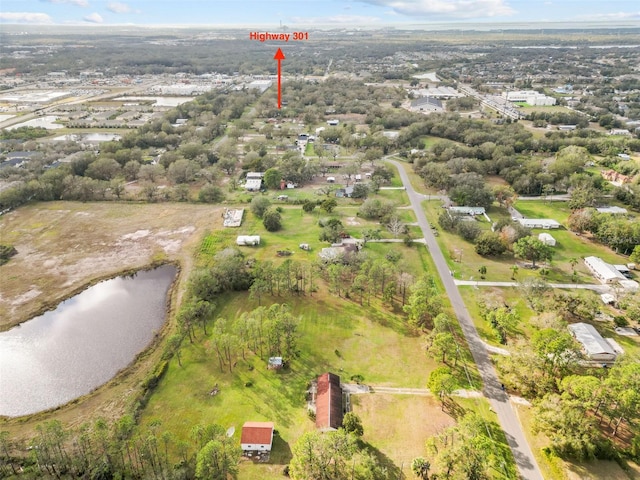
388, 159, 544, 480
455, 279, 610, 293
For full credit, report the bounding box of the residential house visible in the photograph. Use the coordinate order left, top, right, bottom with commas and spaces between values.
568, 323, 618, 363
584, 256, 625, 284
240, 422, 274, 454
315, 373, 343, 431
517, 218, 561, 229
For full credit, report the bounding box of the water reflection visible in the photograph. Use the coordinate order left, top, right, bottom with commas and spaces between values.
0, 265, 176, 417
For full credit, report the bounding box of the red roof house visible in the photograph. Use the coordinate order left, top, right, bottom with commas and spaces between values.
316, 373, 343, 431
240, 422, 274, 453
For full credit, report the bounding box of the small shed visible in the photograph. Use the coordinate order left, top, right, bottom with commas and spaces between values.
538, 232, 556, 247
268, 357, 283, 370
236, 235, 261, 246
600, 293, 616, 306
240, 422, 274, 454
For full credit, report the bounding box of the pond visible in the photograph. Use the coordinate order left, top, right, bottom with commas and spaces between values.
0, 264, 177, 417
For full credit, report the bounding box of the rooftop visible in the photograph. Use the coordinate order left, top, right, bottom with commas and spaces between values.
316, 373, 342, 431
241, 422, 274, 446
568, 323, 616, 358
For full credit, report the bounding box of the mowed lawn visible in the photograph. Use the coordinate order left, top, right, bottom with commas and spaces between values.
422, 199, 632, 284
139, 291, 438, 479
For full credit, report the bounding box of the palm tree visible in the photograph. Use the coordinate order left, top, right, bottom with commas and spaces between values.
478, 266, 487, 279
411, 457, 431, 479
510, 264, 519, 280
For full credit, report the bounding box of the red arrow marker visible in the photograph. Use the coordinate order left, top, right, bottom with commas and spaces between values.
274, 48, 285, 109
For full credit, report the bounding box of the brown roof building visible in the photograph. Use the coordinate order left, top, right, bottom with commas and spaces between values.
240, 422, 274, 453
316, 373, 343, 431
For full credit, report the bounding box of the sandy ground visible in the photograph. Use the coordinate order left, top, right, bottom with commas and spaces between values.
0, 201, 223, 330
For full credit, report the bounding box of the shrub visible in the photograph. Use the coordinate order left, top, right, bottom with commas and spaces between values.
263, 208, 282, 232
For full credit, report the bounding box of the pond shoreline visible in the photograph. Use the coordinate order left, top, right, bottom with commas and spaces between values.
0, 260, 182, 423
0, 259, 177, 333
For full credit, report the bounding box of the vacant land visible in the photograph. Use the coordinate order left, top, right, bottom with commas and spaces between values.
516, 404, 640, 480
353, 394, 455, 476
0, 201, 222, 330
139, 291, 441, 479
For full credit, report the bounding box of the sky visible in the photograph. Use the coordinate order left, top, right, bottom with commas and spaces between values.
0, 0, 639, 27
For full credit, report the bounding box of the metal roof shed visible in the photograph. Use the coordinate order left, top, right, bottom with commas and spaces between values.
568, 323, 617, 362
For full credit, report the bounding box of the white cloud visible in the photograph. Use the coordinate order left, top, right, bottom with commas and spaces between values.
42, 0, 89, 6
359, 0, 515, 18
83, 12, 104, 23
597, 11, 640, 19
0, 12, 54, 24
107, 2, 135, 14
291, 15, 381, 25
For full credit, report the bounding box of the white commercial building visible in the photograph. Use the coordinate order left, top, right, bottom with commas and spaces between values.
568, 322, 617, 362
518, 218, 561, 229
584, 256, 626, 284
502, 90, 556, 106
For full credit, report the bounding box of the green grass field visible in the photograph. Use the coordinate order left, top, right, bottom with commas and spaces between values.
139, 290, 440, 478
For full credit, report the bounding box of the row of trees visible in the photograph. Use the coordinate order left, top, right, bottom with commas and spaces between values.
0, 418, 239, 479
568, 208, 640, 254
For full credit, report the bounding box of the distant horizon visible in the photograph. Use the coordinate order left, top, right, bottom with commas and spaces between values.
2, 19, 640, 32
1, 1, 639, 28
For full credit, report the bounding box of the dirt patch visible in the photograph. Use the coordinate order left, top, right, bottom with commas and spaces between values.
345, 216, 361, 226
0, 202, 221, 330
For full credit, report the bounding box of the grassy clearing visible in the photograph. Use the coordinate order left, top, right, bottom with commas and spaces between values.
139, 291, 439, 475
353, 394, 455, 476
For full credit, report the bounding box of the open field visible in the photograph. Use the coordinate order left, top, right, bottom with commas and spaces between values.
0, 201, 221, 331
354, 394, 456, 476
139, 290, 442, 479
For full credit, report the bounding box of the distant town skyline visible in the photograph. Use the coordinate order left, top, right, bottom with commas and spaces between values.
1, 1, 639, 27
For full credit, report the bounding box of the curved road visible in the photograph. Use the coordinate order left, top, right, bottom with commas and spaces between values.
388, 159, 544, 480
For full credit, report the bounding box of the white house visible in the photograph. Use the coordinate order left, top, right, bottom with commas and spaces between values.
236, 235, 261, 246
568, 323, 617, 362
538, 232, 557, 246
596, 206, 628, 215
518, 218, 561, 229
449, 206, 485, 216
240, 422, 274, 454
584, 256, 625, 284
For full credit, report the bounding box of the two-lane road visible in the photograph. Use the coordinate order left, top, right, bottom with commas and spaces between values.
388, 159, 544, 480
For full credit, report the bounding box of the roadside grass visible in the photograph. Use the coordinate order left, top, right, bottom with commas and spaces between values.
386, 158, 434, 196
354, 394, 517, 479
376, 188, 409, 204
515, 404, 640, 480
